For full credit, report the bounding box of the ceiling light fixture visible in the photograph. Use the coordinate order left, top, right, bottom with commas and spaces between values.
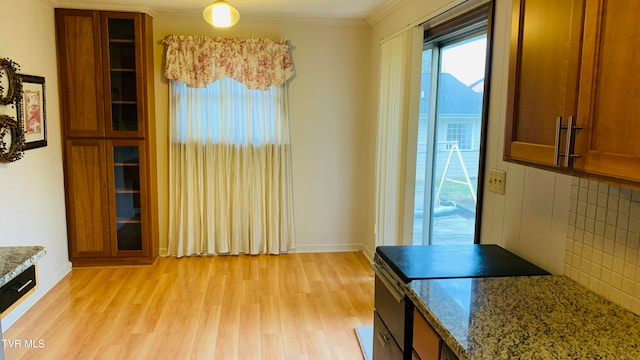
203, 0, 240, 28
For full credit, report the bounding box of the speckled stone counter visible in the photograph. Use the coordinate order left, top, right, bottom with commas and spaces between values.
408, 275, 640, 359
0, 246, 46, 287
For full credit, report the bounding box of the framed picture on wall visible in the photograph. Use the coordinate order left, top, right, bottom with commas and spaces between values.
17, 74, 47, 150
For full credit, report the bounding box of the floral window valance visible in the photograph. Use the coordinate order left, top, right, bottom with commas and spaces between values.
162, 35, 295, 90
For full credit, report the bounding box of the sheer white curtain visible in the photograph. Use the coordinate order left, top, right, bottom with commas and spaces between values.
375, 28, 423, 246
163, 36, 295, 256
168, 78, 295, 256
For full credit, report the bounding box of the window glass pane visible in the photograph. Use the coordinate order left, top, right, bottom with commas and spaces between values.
170, 78, 285, 146
413, 48, 433, 245
431, 34, 485, 245
446, 123, 473, 150
108, 18, 138, 132
413, 33, 487, 245
113, 146, 142, 251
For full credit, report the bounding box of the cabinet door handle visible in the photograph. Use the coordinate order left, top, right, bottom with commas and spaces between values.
554, 116, 564, 166
377, 331, 390, 347
564, 116, 582, 167
16, 279, 33, 293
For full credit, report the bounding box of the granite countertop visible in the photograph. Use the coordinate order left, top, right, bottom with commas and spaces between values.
408, 275, 640, 359
0, 246, 46, 287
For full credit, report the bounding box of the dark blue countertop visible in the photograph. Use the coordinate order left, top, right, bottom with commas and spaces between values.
375, 244, 549, 282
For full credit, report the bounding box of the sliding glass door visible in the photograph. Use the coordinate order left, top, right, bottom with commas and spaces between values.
412, 11, 490, 245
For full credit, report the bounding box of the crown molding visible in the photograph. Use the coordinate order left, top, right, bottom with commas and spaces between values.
242, 14, 369, 27
49, 0, 372, 27
52, 0, 156, 17
38, 0, 58, 7
366, 0, 408, 26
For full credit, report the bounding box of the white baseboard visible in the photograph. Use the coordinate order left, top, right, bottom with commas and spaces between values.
361, 246, 375, 264
159, 245, 376, 260
294, 243, 375, 264
158, 247, 168, 257
294, 243, 364, 253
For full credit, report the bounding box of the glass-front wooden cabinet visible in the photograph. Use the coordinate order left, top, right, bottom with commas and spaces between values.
56, 9, 157, 266
103, 14, 145, 137
110, 142, 146, 254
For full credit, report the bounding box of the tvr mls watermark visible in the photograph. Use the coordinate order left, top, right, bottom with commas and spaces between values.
2, 339, 45, 349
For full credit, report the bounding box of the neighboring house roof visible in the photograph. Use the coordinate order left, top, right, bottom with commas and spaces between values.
420, 72, 484, 115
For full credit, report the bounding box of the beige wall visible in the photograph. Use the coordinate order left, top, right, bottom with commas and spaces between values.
152, 15, 373, 255
0, 0, 72, 329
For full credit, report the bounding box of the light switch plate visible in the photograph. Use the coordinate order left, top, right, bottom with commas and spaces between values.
487, 169, 506, 195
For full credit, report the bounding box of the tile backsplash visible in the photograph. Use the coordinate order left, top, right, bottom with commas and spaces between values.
565, 178, 640, 315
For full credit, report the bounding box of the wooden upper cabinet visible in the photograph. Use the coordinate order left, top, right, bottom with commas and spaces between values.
101, 12, 146, 138
55, 9, 148, 139
505, 0, 585, 166
506, 0, 640, 185
573, 0, 640, 183
55, 10, 105, 137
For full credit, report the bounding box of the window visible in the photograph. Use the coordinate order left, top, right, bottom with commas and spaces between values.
163, 36, 296, 256
446, 123, 473, 150
171, 78, 287, 146
411, 3, 492, 245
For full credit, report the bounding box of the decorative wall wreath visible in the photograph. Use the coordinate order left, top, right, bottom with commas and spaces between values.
0, 57, 24, 162
0, 115, 24, 163
0, 58, 22, 105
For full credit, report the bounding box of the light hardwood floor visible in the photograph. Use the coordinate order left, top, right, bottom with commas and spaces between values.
4, 252, 374, 360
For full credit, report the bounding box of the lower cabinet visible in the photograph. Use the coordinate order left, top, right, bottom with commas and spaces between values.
373, 273, 459, 360
374, 311, 403, 360
374, 273, 417, 360
65, 138, 156, 266
65, 140, 110, 259
374, 275, 406, 346
439, 342, 457, 360
412, 309, 459, 360
0, 265, 37, 315
412, 309, 440, 359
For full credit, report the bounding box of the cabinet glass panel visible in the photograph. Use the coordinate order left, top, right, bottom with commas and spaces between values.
108, 18, 135, 40
112, 104, 138, 132
113, 146, 142, 251
110, 71, 137, 102
109, 41, 135, 69
107, 18, 138, 132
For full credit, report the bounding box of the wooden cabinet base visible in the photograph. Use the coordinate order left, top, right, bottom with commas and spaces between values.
71, 255, 157, 268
